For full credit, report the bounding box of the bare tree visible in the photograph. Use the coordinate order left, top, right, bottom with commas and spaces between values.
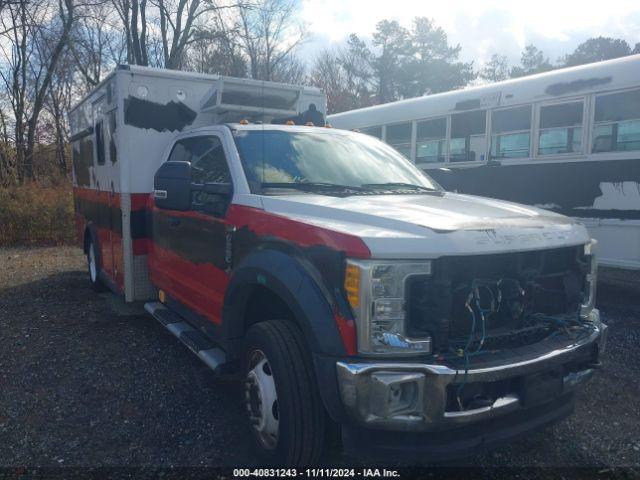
111, 0, 148, 65
112, 0, 235, 70
46, 49, 76, 176
186, 12, 247, 76
309, 50, 349, 114
337, 34, 375, 108
0, 91, 13, 183
0, 0, 75, 182
309, 34, 376, 114
236, 0, 306, 81
70, 2, 125, 90
156, 0, 220, 69
479, 53, 509, 83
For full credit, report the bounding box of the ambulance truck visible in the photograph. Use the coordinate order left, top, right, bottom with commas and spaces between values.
71, 65, 607, 465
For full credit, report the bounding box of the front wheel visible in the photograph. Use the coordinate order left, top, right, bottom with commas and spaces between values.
242, 320, 331, 466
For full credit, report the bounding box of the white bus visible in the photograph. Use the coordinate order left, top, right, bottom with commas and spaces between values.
329, 55, 640, 270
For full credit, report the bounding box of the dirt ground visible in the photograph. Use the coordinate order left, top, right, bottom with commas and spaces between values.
1, 246, 639, 476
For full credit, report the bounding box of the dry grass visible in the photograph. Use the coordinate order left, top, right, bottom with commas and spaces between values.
0, 183, 75, 246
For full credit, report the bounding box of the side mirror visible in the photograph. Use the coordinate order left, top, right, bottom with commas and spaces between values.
154, 161, 191, 211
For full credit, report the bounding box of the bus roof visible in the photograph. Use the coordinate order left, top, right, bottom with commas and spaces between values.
329, 54, 640, 129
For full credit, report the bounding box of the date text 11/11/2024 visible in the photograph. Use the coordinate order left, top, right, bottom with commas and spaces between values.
233, 468, 401, 477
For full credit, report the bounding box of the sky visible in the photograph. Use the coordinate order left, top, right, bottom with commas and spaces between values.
297, 0, 640, 67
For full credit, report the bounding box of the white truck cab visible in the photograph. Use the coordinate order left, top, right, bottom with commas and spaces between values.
71, 66, 607, 466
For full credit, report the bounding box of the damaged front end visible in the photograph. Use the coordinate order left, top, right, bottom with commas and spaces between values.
407, 243, 597, 354
336, 242, 606, 432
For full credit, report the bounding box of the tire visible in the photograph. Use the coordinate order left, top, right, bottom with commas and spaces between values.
87, 237, 107, 292
242, 320, 331, 466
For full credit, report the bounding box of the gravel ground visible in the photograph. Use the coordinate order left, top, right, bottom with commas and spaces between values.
1, 246, 639, 475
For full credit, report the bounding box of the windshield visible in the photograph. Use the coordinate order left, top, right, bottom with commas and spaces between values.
232, 129, 441, 194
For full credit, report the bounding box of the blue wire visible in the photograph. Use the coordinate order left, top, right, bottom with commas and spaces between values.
456, 303, 481, 407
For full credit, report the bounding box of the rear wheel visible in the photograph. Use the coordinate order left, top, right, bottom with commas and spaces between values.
242, 320, 330, 466
87, 237, 107, 292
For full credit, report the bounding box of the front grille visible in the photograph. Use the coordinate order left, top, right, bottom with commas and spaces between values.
406, 246, 589, 353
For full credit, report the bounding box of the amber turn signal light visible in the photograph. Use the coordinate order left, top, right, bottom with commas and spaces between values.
344, 263, 361, 309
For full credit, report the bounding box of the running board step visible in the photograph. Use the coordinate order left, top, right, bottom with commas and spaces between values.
144, 302, 226, 374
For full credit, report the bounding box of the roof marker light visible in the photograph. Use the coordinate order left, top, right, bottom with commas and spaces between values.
324, 123, 333, 128
286, 120, 295, 125
239, 119, 249, 125
306, 122, 315, 126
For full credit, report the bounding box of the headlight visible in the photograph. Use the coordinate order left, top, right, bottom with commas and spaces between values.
580, 240, 598, 318
344, 260, 432, 356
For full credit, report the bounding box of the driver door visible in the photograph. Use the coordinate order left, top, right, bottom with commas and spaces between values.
149, 134, 234, 327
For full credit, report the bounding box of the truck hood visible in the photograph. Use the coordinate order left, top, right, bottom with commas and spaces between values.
258, 192, 590, 258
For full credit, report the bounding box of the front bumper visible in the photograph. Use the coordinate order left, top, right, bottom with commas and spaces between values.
336, 309, 607, 433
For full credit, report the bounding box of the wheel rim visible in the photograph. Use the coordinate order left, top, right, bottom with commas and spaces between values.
244, 350, 279, 450
88, 244, 97, 282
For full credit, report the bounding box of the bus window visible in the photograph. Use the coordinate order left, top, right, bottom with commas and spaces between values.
593, 89, 640, 152
538, 102, 583, 155
450, 110, 485, 162
416, 117, 446, 163
361, 126, 382, 139
491, 106, 531, 159
386, 122, 412, 158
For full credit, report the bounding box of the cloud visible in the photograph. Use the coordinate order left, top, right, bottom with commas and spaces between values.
297, 0, 640, 66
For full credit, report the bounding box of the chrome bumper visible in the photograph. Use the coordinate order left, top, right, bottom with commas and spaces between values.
336, 310, 607, 432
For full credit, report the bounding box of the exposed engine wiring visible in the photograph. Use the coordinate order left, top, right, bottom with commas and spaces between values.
455, 282, 494, 410
449, 279, 589, 412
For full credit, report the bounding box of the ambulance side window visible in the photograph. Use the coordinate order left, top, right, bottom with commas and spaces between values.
95, 120, 105, 165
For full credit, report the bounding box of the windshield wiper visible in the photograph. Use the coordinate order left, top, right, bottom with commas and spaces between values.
260, 182, 366, 195
361, 182, 440, 193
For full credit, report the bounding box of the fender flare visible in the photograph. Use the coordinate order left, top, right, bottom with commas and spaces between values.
221, 247, 348, 357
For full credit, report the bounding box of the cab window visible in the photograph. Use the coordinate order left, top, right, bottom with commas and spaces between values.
168, 136, 232, 215
168, 136, 231, 184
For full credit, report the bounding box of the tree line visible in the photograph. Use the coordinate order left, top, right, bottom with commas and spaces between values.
480, 38, 640, 82
0, 0, 638, 185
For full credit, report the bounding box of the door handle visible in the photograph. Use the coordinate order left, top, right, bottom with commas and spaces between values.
169, 218, 181, 227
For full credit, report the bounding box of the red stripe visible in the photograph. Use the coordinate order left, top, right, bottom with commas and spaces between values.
227, 204, 371, 259
76, 192, 370, 259
95, 227, 124, 291
133, 238, 149, 255
148, 241, 228, 324
333, 313, 357, 356
73, 187, 149, 212
227, 204, 367, 355
131, 193, 150, 211
73, 186, 111, 204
